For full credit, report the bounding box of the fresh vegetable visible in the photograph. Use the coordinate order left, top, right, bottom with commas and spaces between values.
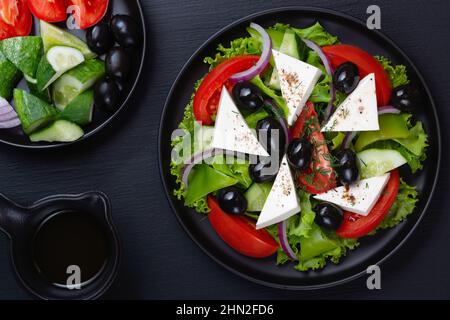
313, 203, 344, 231
0, 36, 43, 78
30, 119, 84, 142
67, 0, 109, 30
0, 50, 21, 99
333, 62, 360, 94
93, 77, 121, 111
244, 182, 272, 212
323, 44, 392, 106
86, 23, 115, 55
13, 89, 58, 134
292, 102, 336, 194
36, 46, 85, 91
40, 20, 96, 59
59, 90, 94, 126
217, 186, 248, 215
105, 47, 131, 80
52, 58, 105, 109
0, 96, 20, 128
375, 55, 409, 88
26, 0, 67, 23
287, 138, 313, 170
232, 81, 264, 112
355, 114, 410, 152
0, 0, 32, 39
278, 220, 298, 261
210, 155, 252, 189
378, 105, 401, 115
26, 80, 51, 103
337, 170, 400, 238
208, 196, 279, 258
193, 55, 260, 125
110, 14, 140, 48
357, 149, 407, 179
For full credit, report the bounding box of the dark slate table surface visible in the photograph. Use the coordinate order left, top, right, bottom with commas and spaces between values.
0, 0, 449, 300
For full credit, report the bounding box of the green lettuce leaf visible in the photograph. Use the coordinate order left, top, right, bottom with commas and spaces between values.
211, 156, 252, 189
271, 22, 339, 46
204, 37, 262, 68
250, 75, 289, 116
375, 55, 409, 88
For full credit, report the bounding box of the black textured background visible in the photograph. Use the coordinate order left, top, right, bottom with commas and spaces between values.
0, 0, 449, 299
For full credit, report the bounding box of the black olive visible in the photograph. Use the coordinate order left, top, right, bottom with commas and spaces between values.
287, 138, 313, 170
390, 84, 422, 111
335, 149, 359, 185
333, 62, 360, 94
105, 47, 131, 81
217, 187, 248, 215
314, 203, 344, 230
110, 15, 141, 48
86, 23, 115, 55
94, 78, 121, 112
256, 117, 286, 157
249, 157, 279, 183
232, 81, 264, 112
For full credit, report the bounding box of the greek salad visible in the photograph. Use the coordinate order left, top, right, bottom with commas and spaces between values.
0, 0, 140, 143
170, 22, 428, 271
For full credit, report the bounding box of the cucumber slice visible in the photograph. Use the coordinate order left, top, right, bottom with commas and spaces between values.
0, 50, 21, 99
0, 36, 43, 78
269, 30, 301, 90
40, 21, 96, 59
27, 81, 52, 103
36, 46, 85, 91
13, 89, 58, 135
357, 148, 407, 179
30, 120, 84, 143
59, 90, 94, 126
52, 59, 105, 110
245, 182, 273, 212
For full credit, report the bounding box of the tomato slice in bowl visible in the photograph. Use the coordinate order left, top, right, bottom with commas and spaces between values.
67, 0, 108, 30
208, 196, 279, 258
26, 0, 67, 23
0, 0, 32, 39
193, 55, 260, 125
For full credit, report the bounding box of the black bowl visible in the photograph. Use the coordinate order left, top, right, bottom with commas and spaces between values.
158, 7, 441, 289
0, 0, 146, 149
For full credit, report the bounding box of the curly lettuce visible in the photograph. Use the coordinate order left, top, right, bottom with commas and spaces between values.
375, 55, 409, 88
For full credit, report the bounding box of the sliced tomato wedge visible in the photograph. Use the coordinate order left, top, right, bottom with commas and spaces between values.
0, 0, 32, 39
322, 44, 392, 106
193, 55, 260, 125
26, 0, 67, 23
208, 196, 279, 258
336, 170, 400, 239
291, 101, 336, 194
67, 0, 108, 30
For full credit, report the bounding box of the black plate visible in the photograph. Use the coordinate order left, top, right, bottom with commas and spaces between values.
158, 7, 441, 289
0, 0, 146, 149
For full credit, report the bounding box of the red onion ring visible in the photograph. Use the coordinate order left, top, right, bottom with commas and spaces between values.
181, 148, 247, 188
0, 118, 20, 129
264, 99, 291, 146
0, 111, 18, 122
230, 23, 272, 82
278, 220, 298, 261
301, 38, 335, 122
378, 105, 401, 115
342, 132, 357, 149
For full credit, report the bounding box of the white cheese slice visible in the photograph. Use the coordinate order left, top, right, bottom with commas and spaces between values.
212, 87, 269, 157
272, 49, 322, 125
256, 155, 300, 229
322, 73, 379, 132
313, 173, 390, 216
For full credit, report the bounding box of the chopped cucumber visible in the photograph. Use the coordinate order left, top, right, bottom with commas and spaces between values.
36, 46, 85, 91
59, 90, 94, 126
13, 89, 58, 135
30, 120, 84, 143
0, 50, 21, 99
245, 182, 273, 212
40, 21, 96, 59
0, 36, 43, 78
357, 149, 407, 179
27, 81, 52, 103
269, 30, 303, 90
52, 59, 105, 110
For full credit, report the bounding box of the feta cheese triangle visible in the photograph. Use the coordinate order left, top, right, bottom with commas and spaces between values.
212, 87, 269, 157
273, 49, 322, 125
322, 73, 379, 132
313, 173, 390, 216
256, 155, 300, 229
